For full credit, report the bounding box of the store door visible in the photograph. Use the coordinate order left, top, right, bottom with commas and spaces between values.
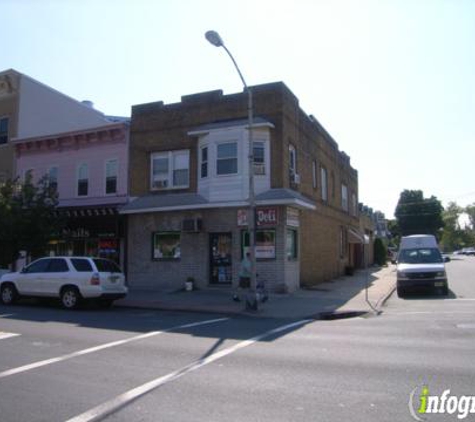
209, 233, 233, 284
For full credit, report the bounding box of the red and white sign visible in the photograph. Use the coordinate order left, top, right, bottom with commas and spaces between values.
237, 207, 279, 227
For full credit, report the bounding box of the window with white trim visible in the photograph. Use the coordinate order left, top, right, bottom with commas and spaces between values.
200, 146, 208, 178
216, 142, 237, 175
105, 159, 118, 194
351, 192, 357, 216
77, 163, 88, 196
253, 141, 265, 175
151, 150, 189, 190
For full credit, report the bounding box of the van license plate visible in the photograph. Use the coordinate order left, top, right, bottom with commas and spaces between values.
434, 282, 444, 287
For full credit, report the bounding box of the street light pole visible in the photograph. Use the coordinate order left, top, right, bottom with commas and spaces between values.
205, 30, 257, 302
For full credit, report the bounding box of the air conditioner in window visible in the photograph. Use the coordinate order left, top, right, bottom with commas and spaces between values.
153, 179, 168, 189
182, 218, 203, 233
291, 173, 301, 184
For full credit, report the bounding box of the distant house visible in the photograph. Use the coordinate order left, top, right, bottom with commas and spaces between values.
121, 82, 364, 292
0, 69, 111, 184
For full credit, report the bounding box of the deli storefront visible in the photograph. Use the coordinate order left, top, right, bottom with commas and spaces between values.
48, 206, 126, 267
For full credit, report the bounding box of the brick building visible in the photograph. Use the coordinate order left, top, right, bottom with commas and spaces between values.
121, 82, 363, 292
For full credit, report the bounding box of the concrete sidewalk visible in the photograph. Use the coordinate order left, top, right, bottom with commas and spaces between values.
115, 265, 397, 319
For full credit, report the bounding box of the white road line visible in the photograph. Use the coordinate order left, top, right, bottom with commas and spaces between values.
66, 318, 313, 422
0, 332, 20, 340
0, 317, 228, 380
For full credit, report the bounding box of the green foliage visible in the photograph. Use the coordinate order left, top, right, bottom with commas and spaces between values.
395, 190, 444, 238
374, 238, 387, 266
465, 203, 475, 230
0, 175, 59, 268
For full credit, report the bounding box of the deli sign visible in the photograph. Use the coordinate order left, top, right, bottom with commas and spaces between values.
238, 207, 278, 227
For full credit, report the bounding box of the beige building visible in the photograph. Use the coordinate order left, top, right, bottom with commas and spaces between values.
122, 82, 368, 292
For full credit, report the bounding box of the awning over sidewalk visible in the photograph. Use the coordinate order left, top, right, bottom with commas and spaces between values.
120, 189, 316, 215
348, 227, 368, 244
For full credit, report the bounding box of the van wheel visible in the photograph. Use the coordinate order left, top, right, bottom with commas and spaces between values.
397, 286, 406, 298
61, 287, 81, 309
1, 283, 18, 305
440, 285, 449, 296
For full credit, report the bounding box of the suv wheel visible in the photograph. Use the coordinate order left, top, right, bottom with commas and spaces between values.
1, 283, 18, 305
61, 287, 81, 309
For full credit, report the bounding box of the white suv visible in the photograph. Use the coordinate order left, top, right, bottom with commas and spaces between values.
0, 257, 128, 309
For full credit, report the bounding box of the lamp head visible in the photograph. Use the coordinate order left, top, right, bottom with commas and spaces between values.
205, 30, 224, 47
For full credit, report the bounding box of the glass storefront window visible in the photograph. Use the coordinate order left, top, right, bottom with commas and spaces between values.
286, 229, 298, 260
153, 232, 181, 259
241, 230, 276, 259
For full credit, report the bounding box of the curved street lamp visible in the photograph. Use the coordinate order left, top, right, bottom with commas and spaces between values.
205, 30, 257, 307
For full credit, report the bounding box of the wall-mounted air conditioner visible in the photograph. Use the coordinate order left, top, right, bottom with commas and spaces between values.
182, 218, 203, 233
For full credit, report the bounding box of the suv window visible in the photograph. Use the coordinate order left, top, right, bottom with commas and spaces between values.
93, 259, 121, 273
71, 258, 94, 272
48, 258, 69, 273
24, 259, 51, 274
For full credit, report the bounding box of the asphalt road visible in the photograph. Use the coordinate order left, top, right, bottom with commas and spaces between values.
0, 256, 474, 422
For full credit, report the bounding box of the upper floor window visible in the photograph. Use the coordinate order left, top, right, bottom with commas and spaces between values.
217, 142, 237, 175
289, 144, 296, 175
48, 166, 58, 191
341, 184, 349, 211
253, 141, 265, 175
321, 166, 328, 201
351, 192, 357, 216
151, 150, 189, 190
77, 163, 89, 196
105, 159, 118, 194
200, 146, 208, 178
0, 117, 8, 145
312, 160, 317, 189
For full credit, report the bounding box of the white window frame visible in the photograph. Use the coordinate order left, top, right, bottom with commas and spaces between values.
150, 150, 190, 191
253, 141, 266, 175
77, 163, 89, 197
341, 184, 349, 212
105, 159, 119, 195
200, 145, 208, 179
216, 141, 238, 176
351, 192, 357, 216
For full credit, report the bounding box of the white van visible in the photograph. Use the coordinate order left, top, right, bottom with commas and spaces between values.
396, 234, 449, 297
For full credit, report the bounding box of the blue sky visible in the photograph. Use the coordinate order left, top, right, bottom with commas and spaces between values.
3, 0, 475, 218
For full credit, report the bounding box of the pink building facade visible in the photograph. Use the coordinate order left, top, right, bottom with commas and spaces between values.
14, 122, 129, 266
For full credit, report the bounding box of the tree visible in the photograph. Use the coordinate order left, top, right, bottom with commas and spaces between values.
465, 203, 475, 230
439, 202, 473, 251
394, 190, 444, 238
0, 176, 59, 268
374, 238, 387, 266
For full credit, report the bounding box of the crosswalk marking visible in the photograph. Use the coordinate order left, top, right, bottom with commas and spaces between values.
0, 332, 20, 340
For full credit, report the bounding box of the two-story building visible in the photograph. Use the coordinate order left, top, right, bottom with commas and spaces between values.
14, 122, 130, 266
121, 82, 363, 292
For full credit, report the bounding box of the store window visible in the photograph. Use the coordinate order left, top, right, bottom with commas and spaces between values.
151, 150, 189, 190
105, 159, 118, 194
152, 232, 181, 260
286, 229, 298, 260
217, 142, 238, 175
241, 230, 276, 259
